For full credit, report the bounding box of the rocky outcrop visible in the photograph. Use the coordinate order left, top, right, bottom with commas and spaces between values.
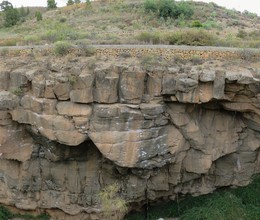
0, 54, 259, 219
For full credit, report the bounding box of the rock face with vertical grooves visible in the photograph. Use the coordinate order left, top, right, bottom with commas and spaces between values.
0, 55, 259, 219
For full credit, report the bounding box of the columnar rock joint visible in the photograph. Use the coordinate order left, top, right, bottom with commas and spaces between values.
0, 55, 259, 218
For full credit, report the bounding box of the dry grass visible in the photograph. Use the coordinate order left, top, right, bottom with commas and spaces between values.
0, 0, 259, 47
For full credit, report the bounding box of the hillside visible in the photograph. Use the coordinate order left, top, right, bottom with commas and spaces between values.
0, 0, 259, 47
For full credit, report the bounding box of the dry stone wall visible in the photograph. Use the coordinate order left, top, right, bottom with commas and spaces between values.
0, 50, 259, 219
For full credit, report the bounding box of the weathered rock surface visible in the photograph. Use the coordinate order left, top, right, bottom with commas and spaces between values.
0, 56, 259, 219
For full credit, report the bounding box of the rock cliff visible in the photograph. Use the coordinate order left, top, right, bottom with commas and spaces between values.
0, 52, 259, 219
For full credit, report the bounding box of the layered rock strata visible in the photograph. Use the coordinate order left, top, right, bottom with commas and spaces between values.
0, 55, 259, 219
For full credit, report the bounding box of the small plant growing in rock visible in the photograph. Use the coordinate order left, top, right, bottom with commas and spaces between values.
68, 75, 78, 85
99, 183, 128, 220
11, 87, 23, 96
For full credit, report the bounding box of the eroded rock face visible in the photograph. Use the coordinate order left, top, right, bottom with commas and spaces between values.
0, 56, 259, 219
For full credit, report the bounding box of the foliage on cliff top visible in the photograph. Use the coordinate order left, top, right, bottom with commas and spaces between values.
0, 0, 259, 47
126, 175, 260, 220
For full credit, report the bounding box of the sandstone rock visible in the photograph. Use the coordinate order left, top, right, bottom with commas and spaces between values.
94, 68, 119, 103
70, 71, 94, 103
199, 70, 215, 82
183, 149, 212, 174
9, 68, 29, 91
0, 56, 259, 219
213, 70, 225, 99
32, 75, 45, 98
21, 95, 57, 115
199, 83, 213, 103
0, 91, 19, 110
226, 69, 259, 84
0, 70, 9, 90
119, 70, 145, 103
53, 82, 70, 101
162, 74, 198, 95
57, 102, 92, 117
147, 72, 162, 97
0, 111, 12, 125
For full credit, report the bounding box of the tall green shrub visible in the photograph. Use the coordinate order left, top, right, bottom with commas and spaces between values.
144, 0, 193, 19
35, 11, 43, 21
47, 0, 57, 9
67, 0, 74, 6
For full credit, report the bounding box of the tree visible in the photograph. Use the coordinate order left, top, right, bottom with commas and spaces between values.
74, 0, 81, 3
47, 0, 57, 9
4, 7, 20, 27
67, 0, 74, 6
0, 1, 20, 27
0, 0, 12, 11
35, 11, 43, 21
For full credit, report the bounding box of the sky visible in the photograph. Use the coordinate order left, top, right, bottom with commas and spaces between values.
5, 0, 260, 15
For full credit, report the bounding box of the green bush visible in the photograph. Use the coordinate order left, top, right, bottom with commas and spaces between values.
237, 30, 247, 39
144, 0, 193, 20
53, 41, 73, 56
35, 11, 43, 21
41, 22, 79, 43
4, 7, 20, 27
191, 20, 203, 28
166, 30, 216, 46
47, 0, 57, 9
136, 32, 162, 44
126, 175, 260, 220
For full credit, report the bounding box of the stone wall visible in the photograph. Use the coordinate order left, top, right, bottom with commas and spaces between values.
1, 45, 260, 61
0, 53, 259, 219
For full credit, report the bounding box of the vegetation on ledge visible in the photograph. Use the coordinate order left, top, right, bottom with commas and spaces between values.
126, 175, 260, 220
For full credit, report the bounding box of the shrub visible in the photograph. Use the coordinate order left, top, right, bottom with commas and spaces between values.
67, 0, 74, 6
136, 32, 162, 44
191, 20, 203, 28
144, 0, 193, 20
53, 41, 73, 56
166, 30, 216, 46
35, 11, 43, 21
47, 0, 57, 9
41, 22, 79, 43
144, 0, 157, 14
3, 7, 20, 27
99, 183, 128, 220
237, 30, 247, 39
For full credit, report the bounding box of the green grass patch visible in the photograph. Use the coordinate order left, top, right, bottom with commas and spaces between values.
125, 175, 260, 220
0, 206, 50, 220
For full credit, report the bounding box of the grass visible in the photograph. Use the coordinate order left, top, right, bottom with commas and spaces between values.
0, 206, 50, 220
0, 0, 259, 47
125, 175, 260, 220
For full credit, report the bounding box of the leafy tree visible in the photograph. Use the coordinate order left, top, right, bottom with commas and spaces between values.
4, 7, 20, 27
74, 0, 81, 3
144, 0, 193, 20
67, 0, 74, 6
0, 1, 20, 27
0, 0, 12, 11
47, 0, 57, 9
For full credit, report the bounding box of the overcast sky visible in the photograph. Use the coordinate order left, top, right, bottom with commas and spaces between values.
5, 0, 260, 15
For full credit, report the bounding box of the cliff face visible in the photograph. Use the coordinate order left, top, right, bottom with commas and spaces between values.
0, 52, 259, 219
